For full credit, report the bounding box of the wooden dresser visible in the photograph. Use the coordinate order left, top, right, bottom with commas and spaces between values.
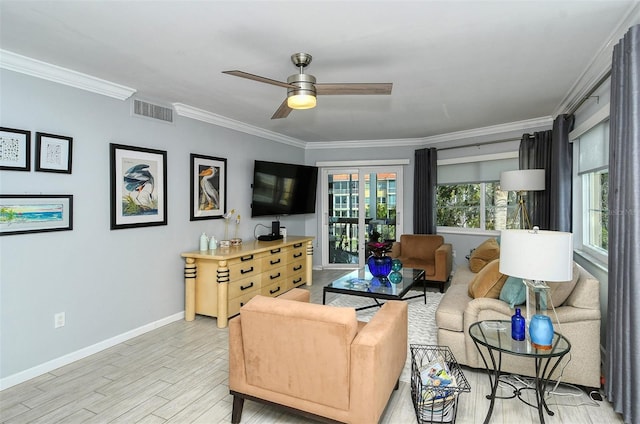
181, 236, 313, 328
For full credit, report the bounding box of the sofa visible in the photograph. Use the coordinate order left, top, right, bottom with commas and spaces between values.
229, 288, 408, 423
390, 234, 453, 292
436, 257, 601, 389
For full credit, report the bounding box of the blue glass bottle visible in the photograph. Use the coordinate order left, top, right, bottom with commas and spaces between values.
511, 308, 525, 341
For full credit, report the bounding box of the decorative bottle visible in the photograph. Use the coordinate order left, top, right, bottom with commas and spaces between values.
199, 232, 208, 251
511, 308, 525, 341
209, 235, 217, 250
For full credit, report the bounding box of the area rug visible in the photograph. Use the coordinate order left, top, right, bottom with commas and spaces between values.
328, 291, 444, 382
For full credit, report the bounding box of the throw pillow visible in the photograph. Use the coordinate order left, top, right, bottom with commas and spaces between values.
545, 262, 580, 308
499, 276, 526, 307
468, 259, 508, 299
469, 237, 500, 273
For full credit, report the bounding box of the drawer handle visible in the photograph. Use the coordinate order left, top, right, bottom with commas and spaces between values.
270, 272, 281, 280
270, 248, 281, 254
294, 243, 302, 248
270, 286, 281, 295
240, 267, 254, 274
270, 258, 281, 265
293, 277, 302, 284
293, 265, 302, 271
293, 252, 302, 258
241, 255, 254, 262
240, 282, 254, 291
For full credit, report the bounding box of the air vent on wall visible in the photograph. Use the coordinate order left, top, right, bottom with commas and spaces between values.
132, 99, 174, 123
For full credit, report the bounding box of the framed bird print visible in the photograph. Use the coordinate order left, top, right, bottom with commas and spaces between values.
190, 153, 227, 221
110, 143, 167, 230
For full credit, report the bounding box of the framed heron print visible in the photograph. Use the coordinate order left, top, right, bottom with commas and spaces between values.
110, 143, 167, 230
190, 153, 227, 221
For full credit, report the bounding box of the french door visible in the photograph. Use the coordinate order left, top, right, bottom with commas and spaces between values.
321, 166, 403, 268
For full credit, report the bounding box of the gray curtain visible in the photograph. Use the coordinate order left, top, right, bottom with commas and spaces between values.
518, 114, 574, 231
519, 130, 552, 229
605, 24, 640, 424
413, 148, 437, 234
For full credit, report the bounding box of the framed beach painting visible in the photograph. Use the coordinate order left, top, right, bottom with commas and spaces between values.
110, 143, 167, 230
0, 127, 31, 171
190, 154, 227, 221
35, 132, 73, 174
0, 194, 73, 236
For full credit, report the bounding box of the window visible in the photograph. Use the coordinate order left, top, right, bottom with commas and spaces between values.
436, 153, 520, 231
583, 170, 608, 251
573, 114, 609, 261
437, 182, 518, 230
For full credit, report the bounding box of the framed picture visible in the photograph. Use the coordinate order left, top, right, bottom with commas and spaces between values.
110, 143, 167, 230
0, 127, 31, 171
0, 194, 73, 236
190, 154, 227, 220
36, 132, 73, 173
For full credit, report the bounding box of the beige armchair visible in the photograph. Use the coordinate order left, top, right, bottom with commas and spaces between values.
390, 234, 453, 292
229, 288, 408, 424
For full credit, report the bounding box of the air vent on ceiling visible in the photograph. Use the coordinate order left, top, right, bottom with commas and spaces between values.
132, 99, 174, 123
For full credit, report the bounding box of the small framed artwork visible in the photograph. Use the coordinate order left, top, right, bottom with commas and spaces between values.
110, 143, 168, 230
36, 132, 73, 173
190, 154, 227, 220
0, 194, 73, 236
0, 127, 31, 171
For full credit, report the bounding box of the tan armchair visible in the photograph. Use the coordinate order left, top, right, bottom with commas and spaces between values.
390, 234, 453, 292
229, 288, 408, 424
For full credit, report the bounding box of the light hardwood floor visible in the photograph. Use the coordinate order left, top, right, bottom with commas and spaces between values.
1, 269, 623, 424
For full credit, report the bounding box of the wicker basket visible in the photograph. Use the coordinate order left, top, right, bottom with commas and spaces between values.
410, 345, 471, 424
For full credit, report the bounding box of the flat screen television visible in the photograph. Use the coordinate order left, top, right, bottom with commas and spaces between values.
251, 160, 318, 217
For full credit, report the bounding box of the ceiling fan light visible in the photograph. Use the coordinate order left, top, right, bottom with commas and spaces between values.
287, 93, 317, 109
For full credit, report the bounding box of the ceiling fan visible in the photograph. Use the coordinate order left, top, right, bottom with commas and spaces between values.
222, 53, 393, 119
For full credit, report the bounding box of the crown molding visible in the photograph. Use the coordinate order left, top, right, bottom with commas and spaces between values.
0, 49, 136, 100
172, 103, 306, 148
305, 116, 553, 150
554, 3, 640, 116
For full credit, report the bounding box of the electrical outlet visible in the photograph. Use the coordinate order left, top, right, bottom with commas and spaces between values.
54, 312, 65, 328
452, 250, 457, 258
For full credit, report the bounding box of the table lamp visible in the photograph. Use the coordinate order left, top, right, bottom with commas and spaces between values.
500, 169, 545, 229
499, 227, 573, 349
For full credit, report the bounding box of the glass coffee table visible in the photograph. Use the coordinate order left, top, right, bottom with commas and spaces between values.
322, 267, 426, 310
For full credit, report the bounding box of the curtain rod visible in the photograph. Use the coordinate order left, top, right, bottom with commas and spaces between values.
566, 70, 612, 116
436, 137, 521, 152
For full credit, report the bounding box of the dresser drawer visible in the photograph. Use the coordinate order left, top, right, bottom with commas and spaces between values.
228, 291, 258, 316
228, 274, 262, 299
287, 259, 305, 277
285, 274, 306, 291
261, 252, 286, 271
263, 265, 286, 286
287, 243, 306, 262
261, 281, 286, 297
228, 256, 262, 281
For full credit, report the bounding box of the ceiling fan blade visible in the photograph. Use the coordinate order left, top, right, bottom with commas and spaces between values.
222, 70, 295, 89
271, 99, 292, 119
316, 83, 392, 95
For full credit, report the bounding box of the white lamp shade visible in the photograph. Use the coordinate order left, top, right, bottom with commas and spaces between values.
499, 229, 573, 281
500, 169, 545, 191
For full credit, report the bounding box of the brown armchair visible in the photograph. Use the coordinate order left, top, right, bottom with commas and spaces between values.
390, 234, 453, 292
229, 288, 408, 423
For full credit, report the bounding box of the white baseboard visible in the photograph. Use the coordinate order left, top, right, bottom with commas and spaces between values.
0, 311, 184, 391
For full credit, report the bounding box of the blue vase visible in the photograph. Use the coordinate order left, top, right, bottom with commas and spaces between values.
529, 314, 554, 349
367, 255, 393, 279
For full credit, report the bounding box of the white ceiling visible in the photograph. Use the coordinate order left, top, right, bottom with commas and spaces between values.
1, 1, 638, 146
